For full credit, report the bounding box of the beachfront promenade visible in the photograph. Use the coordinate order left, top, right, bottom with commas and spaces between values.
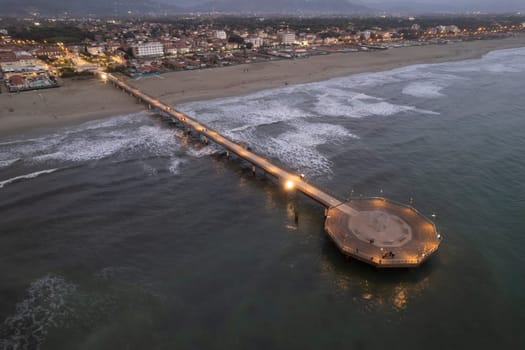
101, 72, 442, 268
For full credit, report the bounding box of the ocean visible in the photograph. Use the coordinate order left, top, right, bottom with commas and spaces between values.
1, 47, 524, 349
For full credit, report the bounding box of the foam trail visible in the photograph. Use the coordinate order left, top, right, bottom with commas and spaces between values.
168, 158, 184, 174
402, 82, 445, 98
0, 276, 77, 350
0, 168, 59, 189
0, 158, 20, 168
186, 146, 219, 158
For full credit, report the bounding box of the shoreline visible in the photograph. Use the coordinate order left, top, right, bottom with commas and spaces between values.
128, 34, 525, 106
2, 34, 525, 137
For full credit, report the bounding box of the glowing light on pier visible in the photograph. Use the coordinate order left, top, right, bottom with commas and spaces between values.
285, 180, 295, 191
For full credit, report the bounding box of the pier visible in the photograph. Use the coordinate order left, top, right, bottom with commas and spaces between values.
100, 72, 442, 268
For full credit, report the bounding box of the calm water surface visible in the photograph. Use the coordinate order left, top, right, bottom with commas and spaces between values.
1, 48, 524, 349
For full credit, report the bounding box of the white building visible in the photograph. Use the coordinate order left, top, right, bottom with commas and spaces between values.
435, 25, 460, 35
279, 31, 296, 45
358, 31, 372, 40
132, 42, 164, 58
86, 45, 105, 56
215, 30, 227, 40
245, 36, 264, 48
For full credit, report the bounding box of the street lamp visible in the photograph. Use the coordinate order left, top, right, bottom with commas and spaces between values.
100, 72, 108, 81
284, 180, 295, 191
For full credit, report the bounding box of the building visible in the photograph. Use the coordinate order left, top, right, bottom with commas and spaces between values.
279, 31, 296, 45
132, 42, 164, 58
358, 30, 372, 40
163, 42, 177, 56
215, 30, 227, 40
245, 36, 264, 48
436, 25, 460, 35
8, 75, 25, 89
86, 45, 105, 56
0, 51, 47, 78
34, 46, 63, 59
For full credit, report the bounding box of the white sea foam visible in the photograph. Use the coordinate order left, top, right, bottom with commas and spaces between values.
316, 95, 423, 118
141, 162, 159, 176
0, 112, 186, 176
402, 81, 445, 98
0, 168, 59, 189
226, 120, 356, 176
0, 158, 20, 168
261, 122, 356, 176
0, 276, 77, 350
168, 158, 184, 174
326, 71, 402, 89
183, 97, 310, 131
186, 146, 219, 158
439, 47, 525, 74
178, 63, 449, 175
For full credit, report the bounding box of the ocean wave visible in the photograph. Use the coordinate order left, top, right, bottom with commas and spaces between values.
186, 146, 219, 158
227, 120, 356, 176
0, 113, 181, 168
439, 47, 525, 74
0, 276, 77, 350
168, 158, 184, 174
402, 81, 445, 98
315, 94, 438, 118
0, 168, 59, 189
0, 158, 20, 168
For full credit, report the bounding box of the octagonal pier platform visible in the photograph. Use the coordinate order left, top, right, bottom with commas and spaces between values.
325, 198, 442, 267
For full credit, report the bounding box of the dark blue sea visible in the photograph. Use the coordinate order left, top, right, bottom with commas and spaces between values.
1, 47, 524, 349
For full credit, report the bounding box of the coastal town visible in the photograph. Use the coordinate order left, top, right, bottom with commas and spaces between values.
1, 15, 524, 93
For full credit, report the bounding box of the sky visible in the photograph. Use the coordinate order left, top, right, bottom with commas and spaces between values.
367, 0, 524, 11
1, 0, 523, 15
171, 0, 524, 12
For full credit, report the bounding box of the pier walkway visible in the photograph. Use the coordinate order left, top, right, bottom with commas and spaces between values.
100, 72, 442, 268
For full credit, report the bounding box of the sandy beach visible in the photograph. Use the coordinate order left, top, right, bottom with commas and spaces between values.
0, 78, 142, 136
1, 34, 525, 136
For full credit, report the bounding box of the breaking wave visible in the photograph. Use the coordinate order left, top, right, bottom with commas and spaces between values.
0, 112, 190, 176
0, 168, 59, 189
402, 81, 445, 98
0, 158, 20, 168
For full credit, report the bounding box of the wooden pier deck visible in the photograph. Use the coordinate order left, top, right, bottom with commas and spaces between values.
101, 72, 442, 268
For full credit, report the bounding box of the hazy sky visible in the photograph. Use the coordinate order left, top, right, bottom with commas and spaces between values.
1, 0, 523, 14
172, 0, 524, 12
368, 0, 524, 9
